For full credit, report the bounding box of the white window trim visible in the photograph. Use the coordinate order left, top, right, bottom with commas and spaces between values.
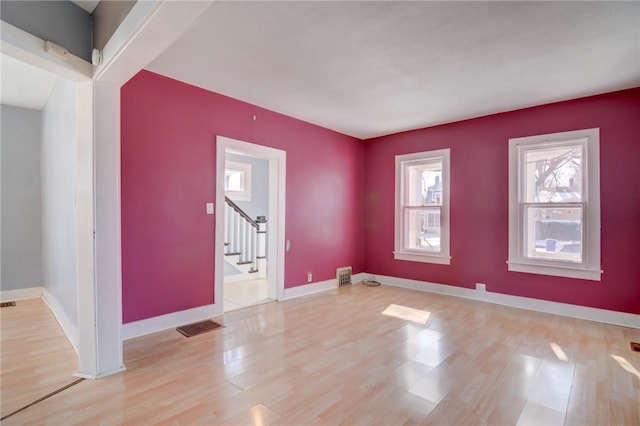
508, 128, 602, 281
394, 148, 451, 265
225, 160, 252, 201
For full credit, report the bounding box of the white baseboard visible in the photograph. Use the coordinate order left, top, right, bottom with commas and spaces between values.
352, 273, 369, 284
41, 288, 79, 352
122, 303, 222, 340
282, 279, 336, 300
372, 274, 640, 329
75, 365, 127, 380
281, 273, 369, 300
0, 286, 43, 302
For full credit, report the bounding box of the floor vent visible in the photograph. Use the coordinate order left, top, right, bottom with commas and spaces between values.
177, 320, 223, 337
0, 301, 16, 308
337, 266, 352, 287
631, 342, 640, 352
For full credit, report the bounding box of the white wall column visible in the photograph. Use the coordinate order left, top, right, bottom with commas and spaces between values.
75, 81, 99, 375
87, 81, 125, 377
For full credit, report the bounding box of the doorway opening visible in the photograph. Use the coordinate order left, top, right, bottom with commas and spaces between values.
214, 136, 286, 314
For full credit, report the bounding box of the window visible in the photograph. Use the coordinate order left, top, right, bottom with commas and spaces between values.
508, 128, 601, 280
395, 149, 450, 264
225, 161, 252, 201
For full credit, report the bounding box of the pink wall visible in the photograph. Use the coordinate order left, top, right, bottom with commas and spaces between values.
121, 70, 364, 323
122, 70, 638, 321
364, 88, 640, 315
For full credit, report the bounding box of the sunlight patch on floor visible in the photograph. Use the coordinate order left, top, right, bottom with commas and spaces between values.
382, 304, 430, 324
550, 342, 569, 361
611, 354, 640, 379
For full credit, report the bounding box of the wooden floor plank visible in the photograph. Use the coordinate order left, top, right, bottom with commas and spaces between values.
1, 284, 638, 425
0, 298, 78, 418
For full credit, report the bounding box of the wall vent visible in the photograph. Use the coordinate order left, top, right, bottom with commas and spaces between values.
337, 266, 352, 287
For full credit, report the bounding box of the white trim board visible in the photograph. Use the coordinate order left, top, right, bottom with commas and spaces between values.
282, 273, 368, 300
371, 274, 640, 329
41, 288, 79, 352
0, 286, 43, 302
74, 366, 127, 380
121, 271, 638, 341
122, 304, 221, 340
282, 279, 336, 300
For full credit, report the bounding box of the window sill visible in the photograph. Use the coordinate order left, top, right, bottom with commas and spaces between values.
507, 261, 602, 281
394, 251, 451, 265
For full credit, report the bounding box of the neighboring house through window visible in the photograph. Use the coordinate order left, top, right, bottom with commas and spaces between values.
508, 128, 602, 280
395, 148, 451, 264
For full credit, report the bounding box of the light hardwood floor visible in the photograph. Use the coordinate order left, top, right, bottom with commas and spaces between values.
2, 284, 639, 425
0, 298, 78, 418
224, 278, 270, 312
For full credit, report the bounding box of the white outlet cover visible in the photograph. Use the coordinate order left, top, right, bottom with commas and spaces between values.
206, 202, 214, 214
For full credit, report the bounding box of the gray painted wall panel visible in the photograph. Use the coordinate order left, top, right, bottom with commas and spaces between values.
1, 105, 43, 291
93, 0, 136, 50
0, 0, 93, 61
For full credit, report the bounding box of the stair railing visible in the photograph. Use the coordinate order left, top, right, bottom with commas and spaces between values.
224, 196, 262, 272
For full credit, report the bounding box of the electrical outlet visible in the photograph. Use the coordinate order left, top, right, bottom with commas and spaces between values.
476, 283, 486, 292
307, 273, 313, 282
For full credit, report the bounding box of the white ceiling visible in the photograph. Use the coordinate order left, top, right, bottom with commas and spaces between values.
148, 1, 640, 139
1, 53, 58, 110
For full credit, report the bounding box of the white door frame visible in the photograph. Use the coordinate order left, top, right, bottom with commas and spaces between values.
0, 22, 101, 375
215, 136, 286, 311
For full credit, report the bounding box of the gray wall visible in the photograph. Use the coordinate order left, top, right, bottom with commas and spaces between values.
0, 0, 93, 61
1, 105, 43, 291
93, 0, 136, 50
41, 79, 78, 326
225, 153, 269, 221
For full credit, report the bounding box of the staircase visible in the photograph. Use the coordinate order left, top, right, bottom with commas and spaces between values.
224, 196, 267, 281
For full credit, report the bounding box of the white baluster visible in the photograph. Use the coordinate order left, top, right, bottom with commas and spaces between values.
224, 204, 229, 252
244, 221, 250, 263
234, 210, 241, 253
252, 226, 258, 271
239, 216, 245, 260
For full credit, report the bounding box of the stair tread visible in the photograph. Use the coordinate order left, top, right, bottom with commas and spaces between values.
225, 252, 241, 256
237, 261, 253, 265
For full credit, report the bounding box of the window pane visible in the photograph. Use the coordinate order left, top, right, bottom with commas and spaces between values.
225, 169, 244, 191
524, 145, 582, 202
404, 208, 441, 252
525, 207, 583, 263
405, 161, 442, 206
